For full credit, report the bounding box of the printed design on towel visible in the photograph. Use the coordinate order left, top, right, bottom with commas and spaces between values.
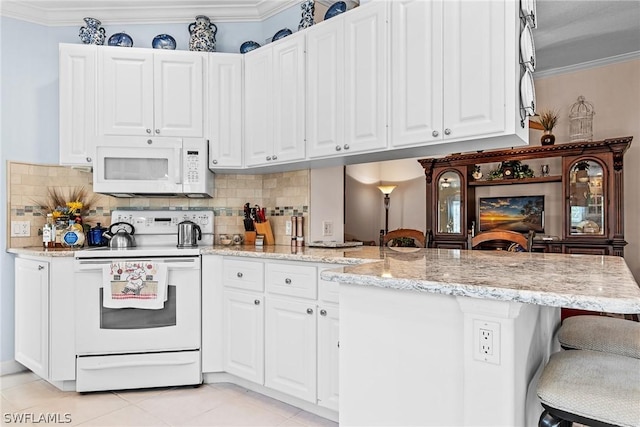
109, 262, 159, 299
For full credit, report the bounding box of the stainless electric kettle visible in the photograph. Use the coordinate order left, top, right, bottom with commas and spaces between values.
177, 220, 202, 248
103, 222, 136, 249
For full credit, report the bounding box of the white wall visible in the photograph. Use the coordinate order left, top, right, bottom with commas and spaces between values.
309, 166, 344, 242
0, 7, 303, 369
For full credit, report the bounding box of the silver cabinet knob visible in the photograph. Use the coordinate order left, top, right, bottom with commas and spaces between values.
320, 309, 327, 316
306, 308, 313, 314
272, 154, 278, 160
266, 156, 272, 161
335, 145, 342, 151
155, 129, 160, 134
237, 272, 243, 278
254, 299, 260, 305
146, 129, 152, 134
147, 139, 153, 145
432, 130, 439, 137
444, 128, 451, 135
212, 159, 218, 165
86, 157, 92, 163
285, 278, 292, 284
38, 265, 45, 270
343, 144, 350, 150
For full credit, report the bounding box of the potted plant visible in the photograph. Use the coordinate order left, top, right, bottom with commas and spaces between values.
536, 109, 559, 146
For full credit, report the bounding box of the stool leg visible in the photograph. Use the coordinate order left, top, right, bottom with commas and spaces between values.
539, 410, 572, 427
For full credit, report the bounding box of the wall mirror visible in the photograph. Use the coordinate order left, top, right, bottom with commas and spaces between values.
568, 159, 604, 235
437, 171, 462, 234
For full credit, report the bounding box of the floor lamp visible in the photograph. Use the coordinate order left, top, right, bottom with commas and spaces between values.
377, 185, 397, 236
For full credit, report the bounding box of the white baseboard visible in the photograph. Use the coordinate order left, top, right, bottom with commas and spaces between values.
1, 360, 27, 377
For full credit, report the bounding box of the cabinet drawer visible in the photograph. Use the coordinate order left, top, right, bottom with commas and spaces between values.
224, 259, 264, 292
266, 263, 317, 299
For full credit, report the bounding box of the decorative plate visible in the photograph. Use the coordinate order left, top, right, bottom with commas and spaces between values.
325, 1, 347, 20
152, 34, 176, 50
108, 32, 133, 47
520, 0, 537, 28
520, 22, 535, 72
272, 28, 292, 42
240, 40, 261, 53
520, 69, 536, 117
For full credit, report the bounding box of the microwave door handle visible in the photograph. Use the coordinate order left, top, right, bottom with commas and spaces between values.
174, 146, 182, 184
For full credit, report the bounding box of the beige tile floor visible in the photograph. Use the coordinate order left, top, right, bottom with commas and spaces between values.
1, 371, 338, 427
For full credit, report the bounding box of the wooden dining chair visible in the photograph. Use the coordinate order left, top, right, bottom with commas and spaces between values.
468, 229, 534, 252
382, 229, 426, 248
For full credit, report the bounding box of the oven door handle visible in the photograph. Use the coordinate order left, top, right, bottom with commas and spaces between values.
75, 258, 199, 271
79, 359, 197, 370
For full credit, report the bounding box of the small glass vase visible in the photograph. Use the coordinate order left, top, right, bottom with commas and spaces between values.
541, 130, 555, 146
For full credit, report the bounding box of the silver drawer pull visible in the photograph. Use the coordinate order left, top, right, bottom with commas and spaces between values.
320, 309, 327, 316
306, 308, 313, 314
254, 299, 260, 305
285, 278, 292, 284
38, 265, 45, 270
237, 272, 243, 278
432, 130, 439, 137
444, 128, 451, 135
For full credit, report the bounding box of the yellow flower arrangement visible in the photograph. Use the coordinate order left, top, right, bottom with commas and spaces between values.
42, 187, 98, 221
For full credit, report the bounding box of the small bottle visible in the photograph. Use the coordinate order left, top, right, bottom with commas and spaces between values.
42, 214, 54, 250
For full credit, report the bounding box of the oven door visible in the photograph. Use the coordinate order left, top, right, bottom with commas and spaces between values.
93, 137, 184, 195
74, 256, 200, 355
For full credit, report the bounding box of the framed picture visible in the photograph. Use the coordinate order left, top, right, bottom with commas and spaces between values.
479, 195, 544, 232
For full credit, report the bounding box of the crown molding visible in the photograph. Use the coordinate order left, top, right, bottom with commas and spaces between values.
0, 0, 300, 26
534, 51, 640, 79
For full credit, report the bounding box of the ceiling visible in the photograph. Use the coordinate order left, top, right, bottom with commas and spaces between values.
1, 0, 639, 74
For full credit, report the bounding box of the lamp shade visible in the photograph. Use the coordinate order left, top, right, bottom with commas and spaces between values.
377, 185, 397, 195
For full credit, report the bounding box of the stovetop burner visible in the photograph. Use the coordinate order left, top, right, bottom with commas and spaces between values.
76, 210, 214, 259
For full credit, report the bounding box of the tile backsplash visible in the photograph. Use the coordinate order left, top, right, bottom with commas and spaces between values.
7, 162, 309, 248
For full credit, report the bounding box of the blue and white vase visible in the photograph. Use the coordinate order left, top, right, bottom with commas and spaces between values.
188, 15, 217, 52
298, 0, 315, 30
79, 17, 106, 45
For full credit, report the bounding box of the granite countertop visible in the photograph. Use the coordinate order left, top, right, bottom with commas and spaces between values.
320, 248, 640, 314
10, 245, 640, 313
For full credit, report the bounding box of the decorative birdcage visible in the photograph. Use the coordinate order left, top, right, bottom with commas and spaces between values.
569, 95, 595, 142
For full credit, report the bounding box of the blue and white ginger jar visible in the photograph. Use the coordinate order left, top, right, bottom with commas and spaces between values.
79, 17, 106, 45
188, 15, 217, 52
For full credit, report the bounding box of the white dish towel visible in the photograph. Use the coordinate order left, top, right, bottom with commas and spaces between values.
102, 261, 168, 309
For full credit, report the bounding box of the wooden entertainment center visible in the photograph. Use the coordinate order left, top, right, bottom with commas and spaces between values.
418, 136, 632, 256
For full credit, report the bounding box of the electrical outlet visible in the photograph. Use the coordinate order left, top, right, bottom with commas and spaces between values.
285, 220, 292, 236
473, 320, 500, 364
322, 221, 333, 236
11, 221, 31, 237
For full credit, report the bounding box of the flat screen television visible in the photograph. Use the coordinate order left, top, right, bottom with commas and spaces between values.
478, 195, 544, 233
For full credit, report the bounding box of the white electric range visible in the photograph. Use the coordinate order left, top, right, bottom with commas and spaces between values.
73, 210, 213, 392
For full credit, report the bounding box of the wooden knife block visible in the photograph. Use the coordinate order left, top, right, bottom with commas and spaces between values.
254, 220, 275, 245
244, 231, 256, 245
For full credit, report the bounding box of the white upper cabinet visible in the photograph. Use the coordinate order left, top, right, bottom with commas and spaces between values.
391, 0, 513, 148
244, 33, 306, 167
208, 54, 243, 168
59, 44, 97, 166
98, 47, 204, 138
307, 2, 388, 159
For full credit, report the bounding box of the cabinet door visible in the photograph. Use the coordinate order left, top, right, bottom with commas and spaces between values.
317, 303, 339, 411
390, 0, 443, 148
154, 51, 204, 137
99, 48, 154, 136
209, 54, 243, 168
306, 17, 345, 158
265, 297, 317, 403
223, 290, 264, 384
244, 48, 273, 166
442, 0, 506, 140
59, 44, 97, 166
272, 35, 306, 163
344, 2, 389, 153
14, 258, 49, 379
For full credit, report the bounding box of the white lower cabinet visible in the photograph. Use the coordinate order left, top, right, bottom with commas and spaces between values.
265, 297, 317, 403
317, 302, 340, 411
13, 256, 75, 383
14, 258, 49, 379
223, 290, 264, 384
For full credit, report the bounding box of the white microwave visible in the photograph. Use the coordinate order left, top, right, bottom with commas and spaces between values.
93, 137, 214, 198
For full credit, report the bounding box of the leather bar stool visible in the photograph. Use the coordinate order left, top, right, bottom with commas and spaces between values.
537, 349, 640, 427
558, 315, 640, 359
